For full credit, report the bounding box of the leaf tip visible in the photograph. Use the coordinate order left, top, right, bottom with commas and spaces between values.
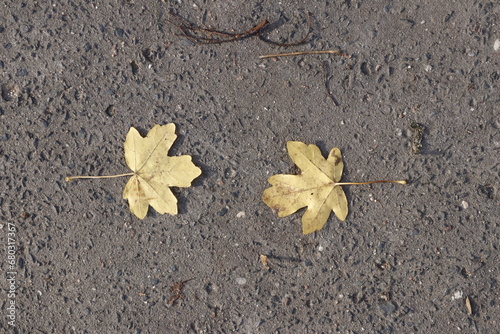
302, 221, 320, 235
134, 211, 147, 220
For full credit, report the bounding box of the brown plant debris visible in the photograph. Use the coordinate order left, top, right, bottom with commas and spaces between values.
167, 12, 311, 46
465, 296, 473, 315
168, 278, 194, 306
259, 51, 349, 105
260, 254, 270, 270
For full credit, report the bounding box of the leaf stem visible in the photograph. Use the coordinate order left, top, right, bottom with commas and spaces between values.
336, 180, 406, 186
259, 49, 347, 59
66, 172, 135, 182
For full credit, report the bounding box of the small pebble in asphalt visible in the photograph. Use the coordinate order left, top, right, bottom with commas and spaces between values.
494, 39, 500, 51
235, 277, 247, 285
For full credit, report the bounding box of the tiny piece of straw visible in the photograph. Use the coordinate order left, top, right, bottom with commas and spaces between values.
65, 173, 134, 182
259, 50, 346, 59
336, 180, 407, 186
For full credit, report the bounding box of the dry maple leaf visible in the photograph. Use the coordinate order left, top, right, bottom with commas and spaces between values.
67, 124, 201, 219
263, 141, 405, 234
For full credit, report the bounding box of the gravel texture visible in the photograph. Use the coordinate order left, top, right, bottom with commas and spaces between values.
1, 1, 499, 333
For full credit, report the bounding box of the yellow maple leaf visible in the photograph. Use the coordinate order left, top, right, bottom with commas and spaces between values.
67, 124, 201, 219
263, 141, 405, 234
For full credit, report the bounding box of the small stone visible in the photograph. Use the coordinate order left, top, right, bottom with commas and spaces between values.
1, 83, 20, 101
16, 68, 28, 76
424, 65, 432, 72
379, 301, 397, 316
452, 290, 463, 300
181, 39, 195, 46
494, 39, 500, 51
461, 200, 469, 209
217, 208, 228, 216
235, 277, 247, 285
236, 211, 245, 218
224, 168, 237, 178
115, 28, 125, 37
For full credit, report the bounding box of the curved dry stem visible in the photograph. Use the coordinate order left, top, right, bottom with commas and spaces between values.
259, 50, 346, 59
66, 172, 134, 182
336, 180, 407, 186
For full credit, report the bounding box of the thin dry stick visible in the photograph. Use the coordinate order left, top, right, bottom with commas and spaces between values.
336, 180, 407, 186
66, 173, 134, 182
259, 49, 345, 59
323, 60, 339, 106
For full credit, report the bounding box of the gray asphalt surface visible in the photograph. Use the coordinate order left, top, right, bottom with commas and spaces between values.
1, 1, 499, 333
